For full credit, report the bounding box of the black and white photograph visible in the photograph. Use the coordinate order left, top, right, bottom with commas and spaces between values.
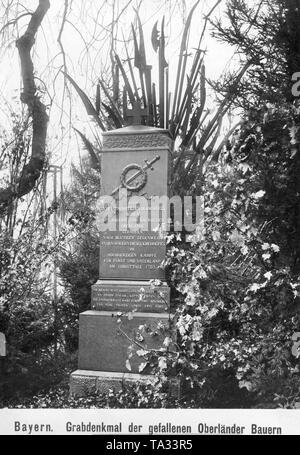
0, 0, 300, 438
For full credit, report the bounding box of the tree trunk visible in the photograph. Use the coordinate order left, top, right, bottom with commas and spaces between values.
0, 0, 50, 214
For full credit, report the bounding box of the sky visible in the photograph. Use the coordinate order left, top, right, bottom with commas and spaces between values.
0, 0, 237, 189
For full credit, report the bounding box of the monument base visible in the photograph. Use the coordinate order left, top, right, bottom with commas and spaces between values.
78, 311, 171, 374
70, 370, 155, 396
69, 309, 180, 400
70, 370, 181, 399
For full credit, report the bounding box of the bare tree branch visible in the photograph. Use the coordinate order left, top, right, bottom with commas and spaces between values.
0, 12, 32, 36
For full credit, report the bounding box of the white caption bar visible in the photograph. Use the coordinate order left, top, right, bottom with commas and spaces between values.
0, 409, 299, 435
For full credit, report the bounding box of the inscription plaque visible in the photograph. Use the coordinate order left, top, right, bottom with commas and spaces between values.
99, 232, 166, 280
92, 280, 170, 313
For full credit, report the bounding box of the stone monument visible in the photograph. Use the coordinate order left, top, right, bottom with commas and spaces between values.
0, 333, 6, 358
0, 332, 6, 376
70, 118, 175, 396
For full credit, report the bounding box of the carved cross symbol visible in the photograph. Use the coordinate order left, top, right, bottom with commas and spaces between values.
126, 100, 148, 125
